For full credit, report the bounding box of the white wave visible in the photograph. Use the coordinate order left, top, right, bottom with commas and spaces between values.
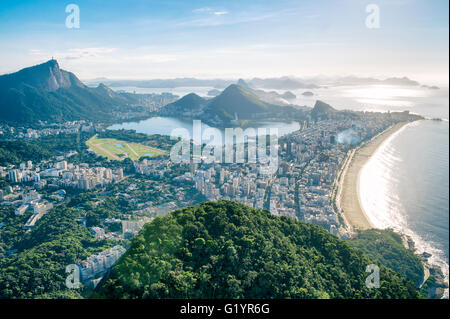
359, 122, 449, 298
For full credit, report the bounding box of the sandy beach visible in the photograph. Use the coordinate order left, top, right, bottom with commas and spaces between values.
336, 122, 410, 230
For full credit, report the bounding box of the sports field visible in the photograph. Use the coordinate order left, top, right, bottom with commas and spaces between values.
86, 135, 166, 161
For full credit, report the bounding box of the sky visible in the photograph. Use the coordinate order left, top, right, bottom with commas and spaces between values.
0, 0, 448, 85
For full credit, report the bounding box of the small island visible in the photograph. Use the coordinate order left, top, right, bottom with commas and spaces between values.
207, 89, 222, 97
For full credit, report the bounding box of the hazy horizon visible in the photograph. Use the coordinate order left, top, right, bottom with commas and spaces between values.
0, 0, 448, 86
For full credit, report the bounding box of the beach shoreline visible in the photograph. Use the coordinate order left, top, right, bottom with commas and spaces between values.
335, 119, 449, 298
336, 122, 411, 231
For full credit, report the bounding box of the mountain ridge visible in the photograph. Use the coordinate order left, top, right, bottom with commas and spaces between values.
160, 83, 306, 125
0, 60, 132, 124
203, 84, 272, 121
160, 93, 207, 117
0, 59, 84, 91
311, 100, 337, 120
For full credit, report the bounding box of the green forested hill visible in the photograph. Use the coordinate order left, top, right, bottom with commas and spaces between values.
94, 201, 420, 299
348, 229, 424, 286
0, 60, 134, 124
204, 84, 272, 121
160, 93, 207, 116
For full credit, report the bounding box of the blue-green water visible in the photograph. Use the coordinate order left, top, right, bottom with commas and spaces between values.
360, 120, 449, 296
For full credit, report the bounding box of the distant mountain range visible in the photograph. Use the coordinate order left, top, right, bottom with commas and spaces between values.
1, 60, 433, 126
85, 75, 438, 90
85, 76, 319, 90
317, 75, 422, 87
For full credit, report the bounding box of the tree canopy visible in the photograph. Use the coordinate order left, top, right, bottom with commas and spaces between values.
94, 200, 420, 299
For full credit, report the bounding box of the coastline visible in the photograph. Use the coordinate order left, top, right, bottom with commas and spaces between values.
336, 119, 449, 298
337, 122, 410, 231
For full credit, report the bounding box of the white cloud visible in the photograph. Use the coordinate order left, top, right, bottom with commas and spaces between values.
62, 47, 116, 60
192, 7, 229, 16
304, 14, 320, 19
123, 54, 178, 63
29, 49, 42, 55
192, 7, 213, 13
177, 8, 293, 28
29, 47, 117, 61
213, 11, 229, 16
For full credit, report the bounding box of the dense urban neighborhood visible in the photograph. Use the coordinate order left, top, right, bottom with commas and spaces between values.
0, 103, 425, 294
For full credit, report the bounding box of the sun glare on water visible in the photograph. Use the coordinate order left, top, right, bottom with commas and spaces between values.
343, 85, 425, 107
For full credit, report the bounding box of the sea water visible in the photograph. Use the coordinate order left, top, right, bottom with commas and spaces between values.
360, 120, 449, 297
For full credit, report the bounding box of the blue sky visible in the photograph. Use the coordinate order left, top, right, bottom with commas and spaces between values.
0, 0, 448, 84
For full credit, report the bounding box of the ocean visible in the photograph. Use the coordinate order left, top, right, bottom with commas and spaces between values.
360, 120, 449, 297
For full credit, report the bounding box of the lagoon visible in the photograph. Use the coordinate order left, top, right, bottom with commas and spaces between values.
107, 116, 301, 145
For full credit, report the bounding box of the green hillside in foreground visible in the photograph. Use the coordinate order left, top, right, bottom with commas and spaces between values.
94, 201, 420, 299
348, 229, 424, 286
